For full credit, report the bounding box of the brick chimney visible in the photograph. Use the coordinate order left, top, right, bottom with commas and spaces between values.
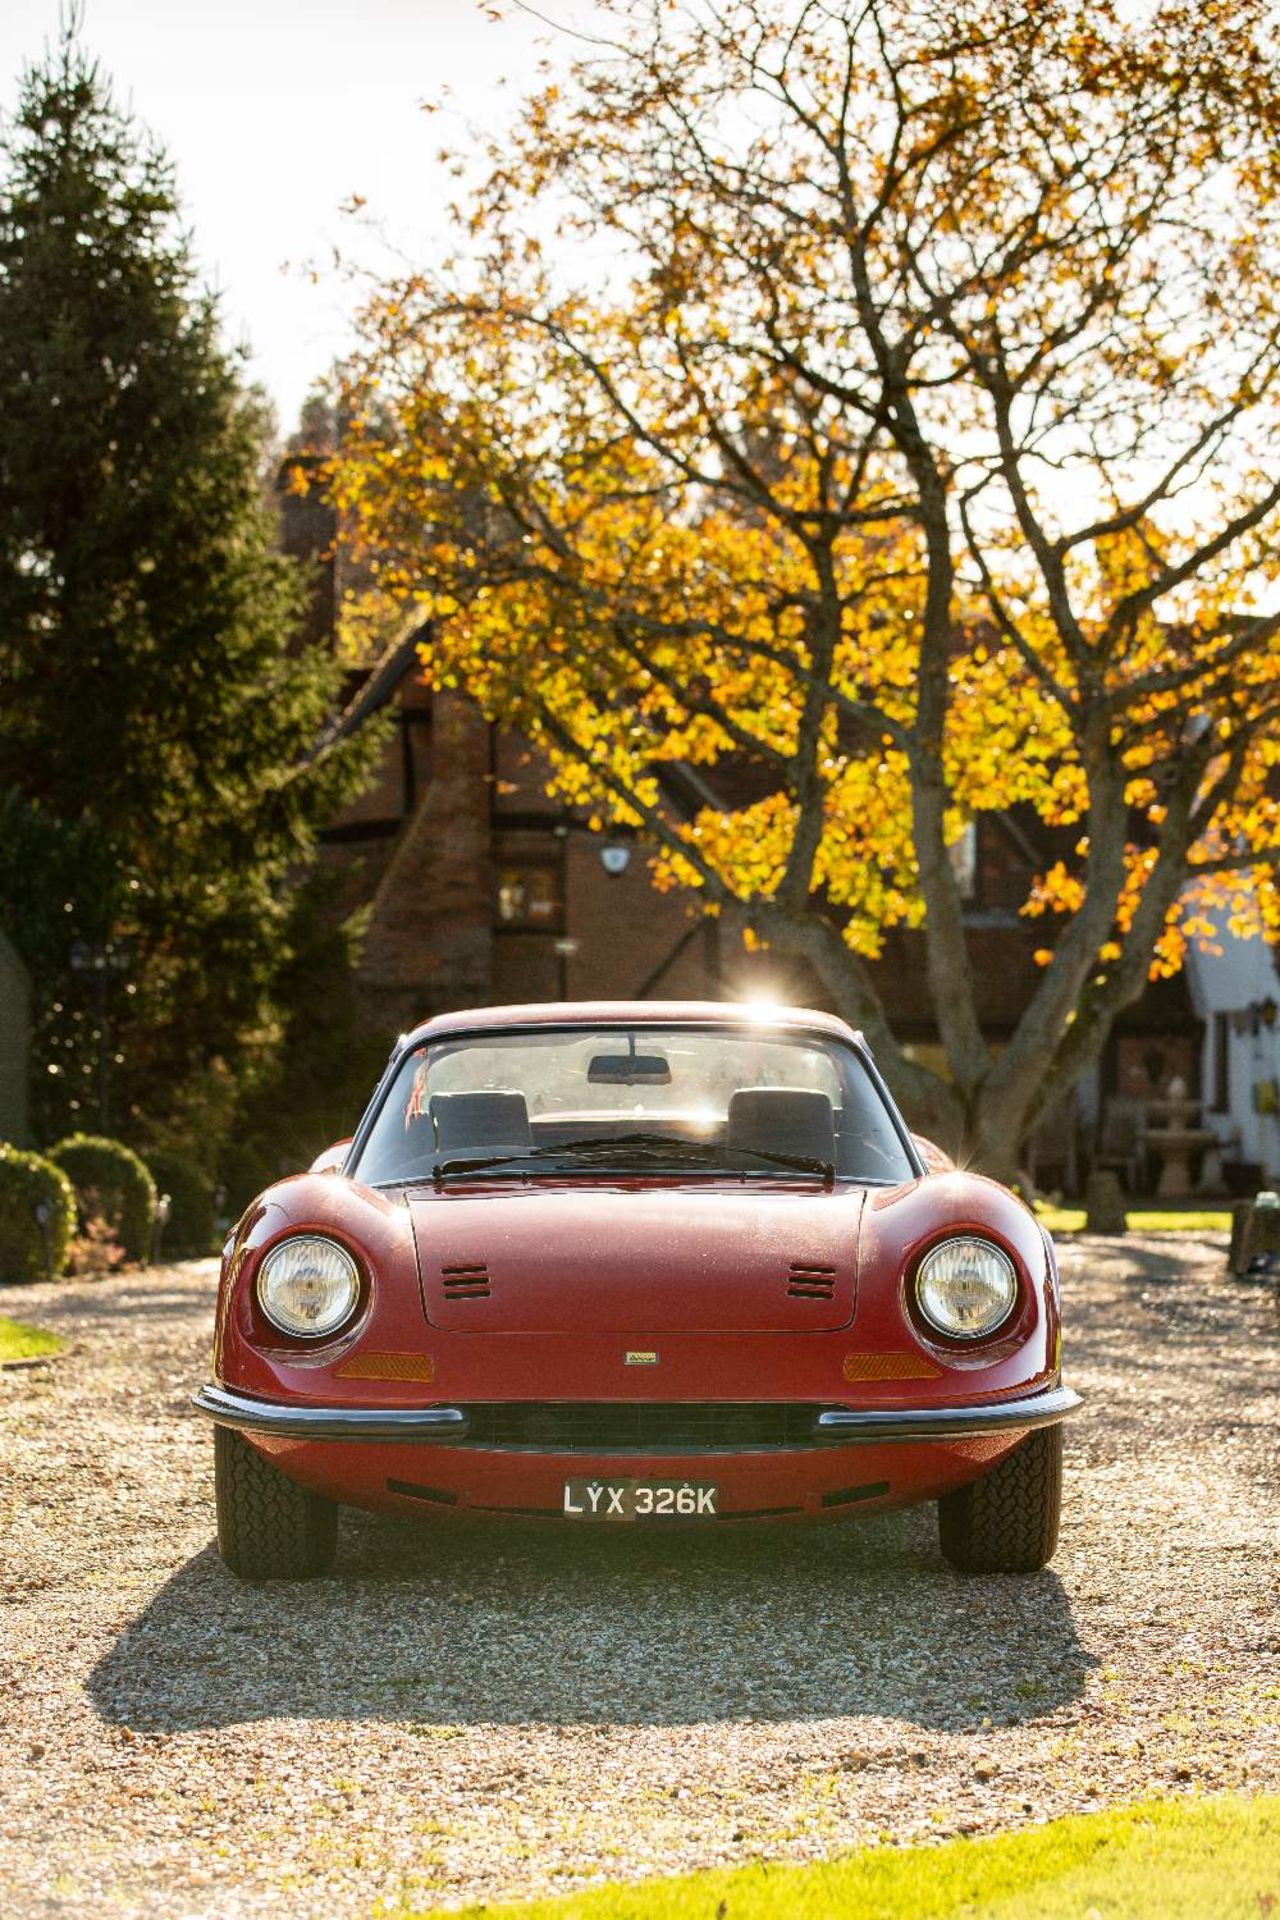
355, 693, 494, 1029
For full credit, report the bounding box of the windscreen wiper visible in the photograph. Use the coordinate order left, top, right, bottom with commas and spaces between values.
422, 1139, 692, 1185
424, 1134, 721, 1182
424, 1140, 603, 1184
512, 1133, 836, 1183
374, 1149, 548, 1189
429, 1152, 530, 1185
384, 1133, 834, 1187
730, 1144, 836, 1187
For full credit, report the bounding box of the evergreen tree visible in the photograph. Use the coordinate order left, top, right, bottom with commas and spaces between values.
0, 32, 376, 1142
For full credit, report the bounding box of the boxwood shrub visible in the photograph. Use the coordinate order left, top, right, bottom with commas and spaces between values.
145, 1149, 216, 1258
0, 1145, 75, 1284
49, 1134, 157, 1262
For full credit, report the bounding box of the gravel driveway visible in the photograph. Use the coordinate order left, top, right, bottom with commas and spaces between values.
1, 1235, 1277, 1918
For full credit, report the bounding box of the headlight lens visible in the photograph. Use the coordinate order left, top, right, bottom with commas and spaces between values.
915, 1236, 1017, 1340
257, 1235, 360, 1339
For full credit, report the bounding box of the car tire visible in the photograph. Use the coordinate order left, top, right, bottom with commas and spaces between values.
214, 1425, 338, 1580
937, 1425, 1063, 1574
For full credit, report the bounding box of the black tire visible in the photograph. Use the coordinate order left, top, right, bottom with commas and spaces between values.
214, 1425, 338, 1580
938, 1425, 1063, 1574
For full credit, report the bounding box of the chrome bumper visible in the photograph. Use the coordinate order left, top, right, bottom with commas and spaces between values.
194, 1384, 467, 1442
813, 1383, 1082, 1441
192, 1382, 1081, 1446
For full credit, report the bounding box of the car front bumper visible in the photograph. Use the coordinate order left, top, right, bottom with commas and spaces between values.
192, 1381, 1082, 1445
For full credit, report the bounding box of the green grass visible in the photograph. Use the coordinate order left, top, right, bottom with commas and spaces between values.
0, 1314, 63, 1364
1034, 1205, 1231, 1234
431, 1795, 1279, 1920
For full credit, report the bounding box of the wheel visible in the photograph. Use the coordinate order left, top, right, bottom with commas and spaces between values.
214, 1425, 338, 1580
938, 1425, 1063, 1574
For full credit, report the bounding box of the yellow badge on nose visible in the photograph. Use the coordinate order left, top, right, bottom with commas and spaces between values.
624, 1350, 659, 1366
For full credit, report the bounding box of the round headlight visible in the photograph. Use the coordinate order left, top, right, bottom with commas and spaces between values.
257, 1235, 360, 1339
915, 1235, 1017, 1340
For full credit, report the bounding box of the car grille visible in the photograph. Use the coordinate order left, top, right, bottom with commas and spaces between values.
456, 1402, 837, 1451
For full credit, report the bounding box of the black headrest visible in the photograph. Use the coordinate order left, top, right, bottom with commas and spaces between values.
727, 1088, 836, 1165
429, 1091, 531, 1155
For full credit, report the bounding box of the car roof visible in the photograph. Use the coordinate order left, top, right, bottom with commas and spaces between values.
399, 1000, 863, 1052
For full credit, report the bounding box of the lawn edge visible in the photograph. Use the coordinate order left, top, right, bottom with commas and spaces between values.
424, 1791, 1280, 1920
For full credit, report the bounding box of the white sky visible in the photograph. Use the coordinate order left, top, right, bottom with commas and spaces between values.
0, 1, 1261, 568
0, 0, 596, 430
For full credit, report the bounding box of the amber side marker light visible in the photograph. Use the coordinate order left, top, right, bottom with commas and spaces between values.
844, 1351, 943, 1383
335, 1352, 436, 1383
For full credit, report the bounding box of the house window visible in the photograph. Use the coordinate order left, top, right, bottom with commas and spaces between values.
495, 862, 562, 930
1212, 1010, 1230, 1114
949, 822, 978, 903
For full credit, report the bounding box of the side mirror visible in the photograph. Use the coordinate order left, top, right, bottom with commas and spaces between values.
911, 1134, 955, 1174
309, 1137, 354, 1176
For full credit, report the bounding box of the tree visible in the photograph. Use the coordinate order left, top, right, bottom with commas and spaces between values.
333, 0, 1280, 1169
0, 32, 376, 1141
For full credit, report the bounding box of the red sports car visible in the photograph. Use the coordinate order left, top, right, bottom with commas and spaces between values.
195, 1001, 1080, 1580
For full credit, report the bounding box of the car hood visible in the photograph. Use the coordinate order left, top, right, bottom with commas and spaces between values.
408, 1181, 865, 1333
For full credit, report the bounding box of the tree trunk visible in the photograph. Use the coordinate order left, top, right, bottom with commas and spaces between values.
754, 905, 967, 1154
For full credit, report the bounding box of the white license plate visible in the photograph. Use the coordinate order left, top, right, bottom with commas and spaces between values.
562, 1478, 718, 1520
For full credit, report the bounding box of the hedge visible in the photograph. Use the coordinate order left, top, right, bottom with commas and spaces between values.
145, 1149, 216, 1258
49, 1134, 157, 1262
0, 1145, 75, 1284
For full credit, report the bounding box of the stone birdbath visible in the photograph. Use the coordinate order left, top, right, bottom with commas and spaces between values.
1144, 1095, 1216, 1199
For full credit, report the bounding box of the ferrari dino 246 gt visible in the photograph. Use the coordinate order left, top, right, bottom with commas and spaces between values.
195, 1001, 1080, 1579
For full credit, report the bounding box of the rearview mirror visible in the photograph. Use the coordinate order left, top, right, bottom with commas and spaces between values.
587, 1053, 672, 1085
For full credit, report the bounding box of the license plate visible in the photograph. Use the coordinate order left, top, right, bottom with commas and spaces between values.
562, 1478, 717, 1520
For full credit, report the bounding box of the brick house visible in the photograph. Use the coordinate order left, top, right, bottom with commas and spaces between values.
317, 654, 738, 1032
283, 478, 1204, 1188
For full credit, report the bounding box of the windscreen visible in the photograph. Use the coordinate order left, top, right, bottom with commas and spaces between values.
352, 1025, 915, 1185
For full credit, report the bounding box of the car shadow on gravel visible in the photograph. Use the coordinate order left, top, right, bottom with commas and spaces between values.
87, 1506, 1092, 1736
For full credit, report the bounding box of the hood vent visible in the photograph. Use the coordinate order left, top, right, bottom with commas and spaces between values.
787, 1262, 837, 1301
411, 1186, 861, 1333
442, 1262, 491, 1300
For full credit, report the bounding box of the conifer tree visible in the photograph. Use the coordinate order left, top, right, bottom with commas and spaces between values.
0, 31, 374, 1141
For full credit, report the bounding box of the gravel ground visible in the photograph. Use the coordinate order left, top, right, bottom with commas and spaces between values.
1, 1234, 1277, 1918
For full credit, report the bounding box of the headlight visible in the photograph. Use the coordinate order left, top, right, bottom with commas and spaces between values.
257, 1235, 360, 1339
915, 1235, 1017, 1340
